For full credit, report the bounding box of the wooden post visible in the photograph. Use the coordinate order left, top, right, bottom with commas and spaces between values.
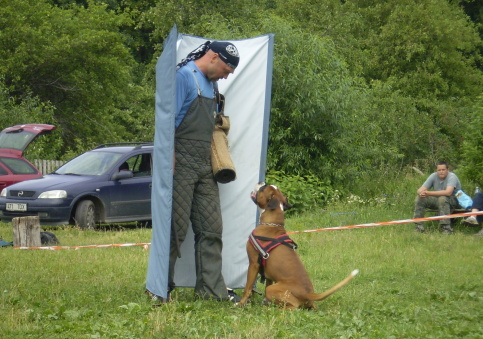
12, 216, 41, 247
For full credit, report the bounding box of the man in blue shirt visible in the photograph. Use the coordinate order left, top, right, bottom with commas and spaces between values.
463, 192, 483, 236
168, 41, 240, 302
413, 161, 462, 234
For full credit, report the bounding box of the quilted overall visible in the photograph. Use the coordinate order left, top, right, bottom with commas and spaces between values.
169, 83, 228, 300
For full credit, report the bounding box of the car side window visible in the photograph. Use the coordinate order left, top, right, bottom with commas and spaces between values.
0, 164, 8, 175
119, 162, 130, 171
0, 158, 37, 174
132, 153, 152, 177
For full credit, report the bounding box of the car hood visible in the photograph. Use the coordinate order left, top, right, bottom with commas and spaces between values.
4, 173, 102, 192
0, 124, 56, 157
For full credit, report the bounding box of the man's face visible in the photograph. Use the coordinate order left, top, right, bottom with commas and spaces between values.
436, 165, 449, 180
206, 54, 235, 82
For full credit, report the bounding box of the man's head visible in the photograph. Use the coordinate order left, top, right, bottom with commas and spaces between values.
436, 161, 449, 180
196, 41, 240, 82
208, 41, 240, 69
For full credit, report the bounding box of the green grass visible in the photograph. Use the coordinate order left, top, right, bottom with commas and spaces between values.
1, 186, 482, 338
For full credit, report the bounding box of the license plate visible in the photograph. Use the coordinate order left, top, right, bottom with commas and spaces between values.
6, 203, 27, 211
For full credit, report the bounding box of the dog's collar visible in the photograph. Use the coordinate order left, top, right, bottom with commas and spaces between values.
258, 222, 284, 227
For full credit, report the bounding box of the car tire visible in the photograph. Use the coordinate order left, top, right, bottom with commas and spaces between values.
75, 200, 96, 230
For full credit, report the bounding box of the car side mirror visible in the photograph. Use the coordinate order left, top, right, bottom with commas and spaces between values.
112, 170, 134, 180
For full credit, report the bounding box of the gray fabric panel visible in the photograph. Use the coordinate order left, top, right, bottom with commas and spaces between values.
145, 25, 177, 299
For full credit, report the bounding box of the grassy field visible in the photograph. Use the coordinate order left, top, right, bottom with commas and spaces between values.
1, 180, 482, 338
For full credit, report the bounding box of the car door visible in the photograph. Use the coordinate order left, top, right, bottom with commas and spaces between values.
106, 152, 152, 221
0, 157, 41, 185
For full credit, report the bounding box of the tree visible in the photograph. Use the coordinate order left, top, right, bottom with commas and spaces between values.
339, 0, 482, 169
459, 94, 483, 187
251, 15, 398, 183
0, 0, 142, 152
1, 0, 480, 190
271, 0, 482, 172
0, 79, 63, 159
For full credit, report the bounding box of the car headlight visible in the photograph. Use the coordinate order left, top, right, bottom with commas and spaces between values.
0, 189, 6, 197
38, 190, 67, 199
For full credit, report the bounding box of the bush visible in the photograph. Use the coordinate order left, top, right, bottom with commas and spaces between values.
265, 170, 339, 214
459, 95, 483, 188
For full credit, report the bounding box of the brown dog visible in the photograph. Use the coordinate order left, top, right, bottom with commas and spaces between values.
237, 183, 359, 310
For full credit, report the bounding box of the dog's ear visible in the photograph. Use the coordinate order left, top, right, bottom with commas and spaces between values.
283, 199, 293, 211
266, 197, 280, 210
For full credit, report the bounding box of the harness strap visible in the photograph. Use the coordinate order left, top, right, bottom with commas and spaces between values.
248, 232, 298, 284
248, 232, 298, 263
253, 234, 298, 252
188, 68, 202, 96
249, 233, 269, 259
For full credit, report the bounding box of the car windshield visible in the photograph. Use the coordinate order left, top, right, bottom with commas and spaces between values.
0, 157, 38, 174
55, 151, 124, 176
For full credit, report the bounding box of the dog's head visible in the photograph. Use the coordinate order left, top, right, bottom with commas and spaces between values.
250, 182, 292, 211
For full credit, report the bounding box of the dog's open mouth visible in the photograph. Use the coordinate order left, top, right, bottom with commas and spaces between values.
250, 191, 257, 203
251, 182, 266, 204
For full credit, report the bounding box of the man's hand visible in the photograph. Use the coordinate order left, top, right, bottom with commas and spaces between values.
417, 187, 428, 197
417, 186, 455, 198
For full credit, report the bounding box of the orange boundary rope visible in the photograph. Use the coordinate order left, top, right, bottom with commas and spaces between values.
14, 212, 483, 250
14, 243, 151, 250
287, 211, 483, 234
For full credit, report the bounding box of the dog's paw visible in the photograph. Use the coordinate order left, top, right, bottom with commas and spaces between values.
236, 299, 248, 307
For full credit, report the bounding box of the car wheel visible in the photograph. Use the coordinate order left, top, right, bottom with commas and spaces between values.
75, 200, 96, 230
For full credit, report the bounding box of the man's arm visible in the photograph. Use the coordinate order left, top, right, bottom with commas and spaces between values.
417, 173, 435, 196
175, 71, 190, 117
421, 186, 455, 197
417, 186, 428, 195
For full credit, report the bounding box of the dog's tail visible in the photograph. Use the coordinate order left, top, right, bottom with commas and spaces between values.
308, 269, 359, 301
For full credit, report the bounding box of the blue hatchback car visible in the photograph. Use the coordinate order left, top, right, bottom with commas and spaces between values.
0, 143, 153, 229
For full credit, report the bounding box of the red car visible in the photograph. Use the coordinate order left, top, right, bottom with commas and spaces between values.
0, 124, 56, 190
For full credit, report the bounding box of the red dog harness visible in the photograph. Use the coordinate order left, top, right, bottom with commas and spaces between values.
250, 231, 297, 261
249, 232, 298, 283
249, 232, 298, 264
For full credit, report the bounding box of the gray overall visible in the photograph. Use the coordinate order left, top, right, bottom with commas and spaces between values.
169, 74, 228, 300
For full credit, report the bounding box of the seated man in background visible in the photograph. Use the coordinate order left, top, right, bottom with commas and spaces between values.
463, 192, 483, 236
413, 161, 462, 234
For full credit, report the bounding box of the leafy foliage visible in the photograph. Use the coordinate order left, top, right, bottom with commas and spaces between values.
266, 170, 338, 214
0, 0, 481, 190
347, 0, 482, 98
0, 0, 147, 154
0, 80, 64, 159
459, 95, 483, 187
259, 16, 382, 183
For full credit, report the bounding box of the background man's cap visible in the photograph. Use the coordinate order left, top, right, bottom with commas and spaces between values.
209, 41, 240, 69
